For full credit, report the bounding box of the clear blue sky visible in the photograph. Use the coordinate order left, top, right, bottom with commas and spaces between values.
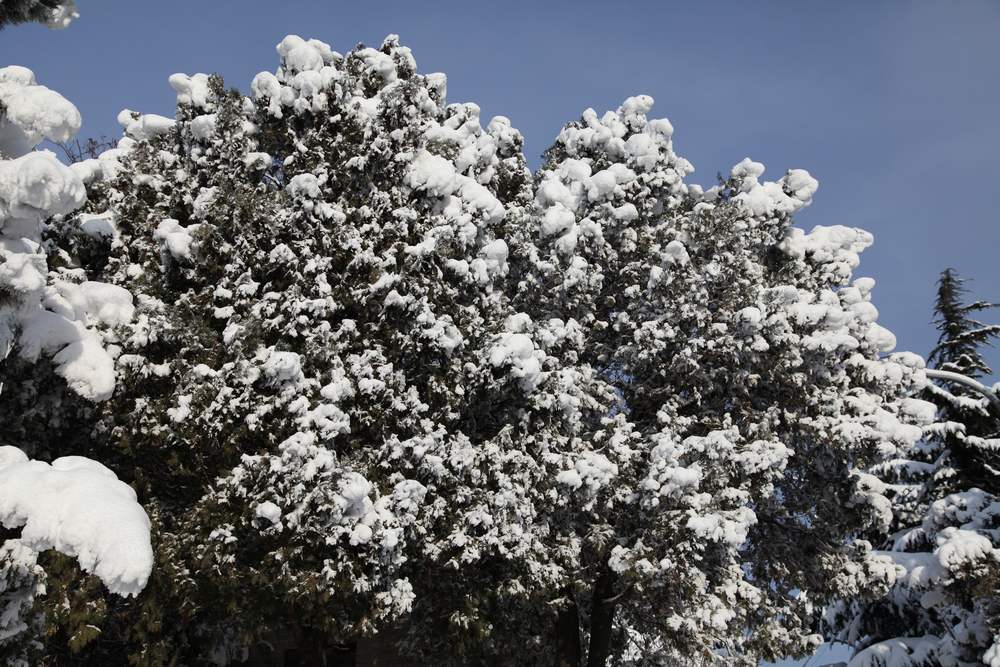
2, 3, 997, 663
3, 1, 998, 382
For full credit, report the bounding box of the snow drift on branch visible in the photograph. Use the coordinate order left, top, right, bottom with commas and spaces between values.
0, 65, 130, 401
0, 446, 153, 596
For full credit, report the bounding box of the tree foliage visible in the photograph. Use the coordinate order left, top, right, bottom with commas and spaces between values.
2, 25, 988, 667
827, 269, 1000, 667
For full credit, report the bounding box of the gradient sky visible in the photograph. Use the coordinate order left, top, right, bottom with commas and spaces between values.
2, 5, 998, 659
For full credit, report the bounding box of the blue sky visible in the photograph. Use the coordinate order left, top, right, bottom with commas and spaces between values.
2, 2, 998, 664
3, 1, 999, 380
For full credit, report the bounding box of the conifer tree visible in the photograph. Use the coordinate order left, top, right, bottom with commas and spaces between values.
19, 34, 593, 664
2, 30, 947, 667
825, 270, 1000, 667
1, 53, 151, 663
926, 268, 1000, 493
516, 97, 929, 666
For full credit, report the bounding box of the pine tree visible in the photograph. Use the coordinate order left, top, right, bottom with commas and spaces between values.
825, 269, 1000, 666
929, 268, 1000, 379
926, 268, 1000, 493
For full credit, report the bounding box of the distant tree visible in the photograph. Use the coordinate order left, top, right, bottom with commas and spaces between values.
826, 269, 1000, 666
926, 268, 1000, 493
929, 268, 1000, 375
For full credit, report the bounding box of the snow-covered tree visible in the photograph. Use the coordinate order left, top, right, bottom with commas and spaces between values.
925, 269, 1000, 495
0, 0, 76, 30
24, 34, 595, 664
0, 446, 154, 660
514, 96, 929, 666
0, 65, 119, 399
2, 29, 947, 667
0, 56, 151, 661
826, 270, 1000, 667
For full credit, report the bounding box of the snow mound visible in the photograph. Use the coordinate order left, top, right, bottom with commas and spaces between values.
0, 447, 153, 597
0, 151, 85, 225
0, 66, 81, 158
0, 68, 128, 402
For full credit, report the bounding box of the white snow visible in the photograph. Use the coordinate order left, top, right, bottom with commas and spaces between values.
0, 447, 153, 597
168, 73, 213, 109
255, 501, 282, 525
17, 310, 119, 401
153, 218, 200, 261
490, 331, 543, 392
1, 67, 129, 402
0, 152, 85, 224
0, 66, 81, 157
117, 111, 176, 141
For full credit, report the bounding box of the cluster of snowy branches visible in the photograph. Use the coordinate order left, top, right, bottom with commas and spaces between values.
2, 9, 999, 667
0, 10, 152, 660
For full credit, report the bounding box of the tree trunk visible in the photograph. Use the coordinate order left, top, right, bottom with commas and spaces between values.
585, 569, 618, 667
554, 589, 582, 667
300, 629, 326, 667
287, 627, 358, 667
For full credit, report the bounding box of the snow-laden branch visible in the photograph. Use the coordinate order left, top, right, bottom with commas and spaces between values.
925, 368, 1000, 415
0, 66, 131, 402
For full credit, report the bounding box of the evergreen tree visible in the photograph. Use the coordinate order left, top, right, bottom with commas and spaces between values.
17, 35, 591, 664
0, 62, 151, 662
1, 30, 948, 667
926, 268, 1000, 494
929, 268, 1000, 379
826, 269, 1000, 666
515, 97, 928, 666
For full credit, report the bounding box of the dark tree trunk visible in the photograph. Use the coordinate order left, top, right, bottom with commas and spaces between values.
585, 569, 619, 667
327, 641, 357, 667
299, 629, 326, 667
554, 589, 582, 667
286, 627, 358, 667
